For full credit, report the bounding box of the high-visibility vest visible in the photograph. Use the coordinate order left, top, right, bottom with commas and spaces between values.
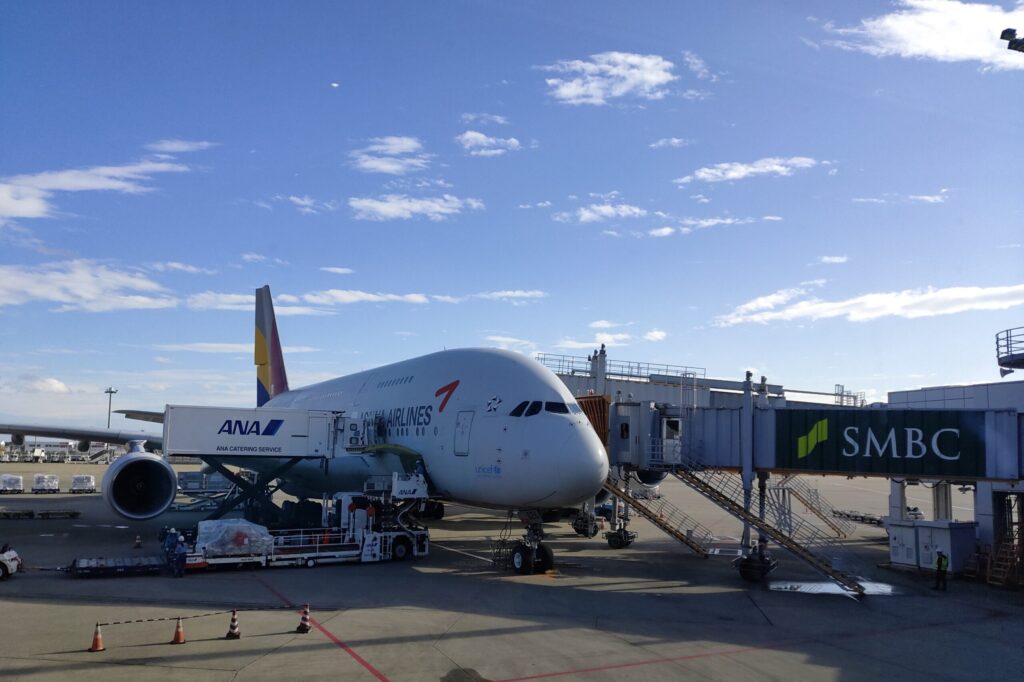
936, 554, 949, 571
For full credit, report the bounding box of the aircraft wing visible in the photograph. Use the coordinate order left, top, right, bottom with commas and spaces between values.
0, 422, 163, 449
114, 409, 166, 424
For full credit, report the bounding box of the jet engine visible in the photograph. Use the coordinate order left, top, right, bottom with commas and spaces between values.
77, 440, 91, 452
635, 469, 667, 486
101, 451, 177, 520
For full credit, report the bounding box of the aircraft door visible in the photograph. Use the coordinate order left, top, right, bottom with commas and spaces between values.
454, 411, 474, 456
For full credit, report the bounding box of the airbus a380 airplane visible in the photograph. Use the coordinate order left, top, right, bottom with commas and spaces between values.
1, 286, 609, 572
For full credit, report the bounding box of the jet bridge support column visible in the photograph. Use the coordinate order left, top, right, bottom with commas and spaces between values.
739, 372, 754, 551
933, 483, 953, 520
888, 480, 907, 521
757, 471, 769, 543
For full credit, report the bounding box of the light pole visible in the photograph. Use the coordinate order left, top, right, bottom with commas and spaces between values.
104, 387, 118, 428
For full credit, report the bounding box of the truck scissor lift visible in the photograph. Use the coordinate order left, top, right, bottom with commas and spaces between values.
186, 473, 430, 571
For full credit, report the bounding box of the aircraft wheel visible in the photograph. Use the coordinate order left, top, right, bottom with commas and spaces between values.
511, 543, 534, 575
535, 544, 554, 573
607, 534, 625, 549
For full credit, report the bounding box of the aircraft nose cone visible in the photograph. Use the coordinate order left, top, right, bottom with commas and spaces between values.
557, 423, 609, 505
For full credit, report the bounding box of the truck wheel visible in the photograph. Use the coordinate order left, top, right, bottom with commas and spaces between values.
0, 564, 9, 580
392, 537, 412, 561
511, 543, 533, 575
305, 558, 316, 568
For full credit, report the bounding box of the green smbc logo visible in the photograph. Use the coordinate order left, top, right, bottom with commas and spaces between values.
797, 418, 828, 459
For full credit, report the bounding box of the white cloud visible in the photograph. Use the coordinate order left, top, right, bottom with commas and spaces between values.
276, 294, 300, 303
690, 193, 710, 204
681, 89, 711, 101
185, 292, 331, 316
682, 50, 718, 81
145, 139, 219, 153
27, 377, 71, 393
348, 194, 484, 221
644, 329, 667, 342
602, 230, 622, 238
0, 260, 177, 312
517, 200, 552, 209
1, 159, 189, 223
433, 290, 547, 305
820, 255, 849, 264
762, 215, 784, 222
303, 289, 430, 305
150, 261, 215, 274
649, 226, 676, 237
556, 332, 632, 349
485, 335, 536, 353
349, 136, 431, 175
824, 0, 1024, 71
557, 203, 647, 224
155, 343, 317, 354
908, 193, 947, 203
284, 194, 339, 215
717, 283, 1024, 326
320, 266, 354, 275
650, 137, 692, 149
455, 130, 521, 157
541, 51, 677, 105
675, 157, 817, 184
461, 113, 509, 125
240, 252, 289, 266
681, 216, 754, 230
589, 320, 625, 329
852, 197, 887, 204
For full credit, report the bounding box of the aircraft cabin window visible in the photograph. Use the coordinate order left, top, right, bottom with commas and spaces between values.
509, 401, 529, 417
545, 402, 569, 414
525, 401, 542, 417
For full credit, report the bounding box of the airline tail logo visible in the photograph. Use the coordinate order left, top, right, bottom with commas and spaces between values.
797, 419, 828, 459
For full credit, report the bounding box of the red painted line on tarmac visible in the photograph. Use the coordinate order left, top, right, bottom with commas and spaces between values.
254, 576, 390, 682
310, 616, 390, 682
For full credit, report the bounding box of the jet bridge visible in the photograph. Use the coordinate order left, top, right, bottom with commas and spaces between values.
599, 381, 1023, 593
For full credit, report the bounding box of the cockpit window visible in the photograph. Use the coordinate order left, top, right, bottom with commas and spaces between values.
568, 403, 583, 414
545, 402, 569, 414
524, 401, 542, 417
509, 401, 529, 417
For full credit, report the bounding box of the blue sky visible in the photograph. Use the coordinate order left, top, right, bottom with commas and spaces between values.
2, 1, 1023, 427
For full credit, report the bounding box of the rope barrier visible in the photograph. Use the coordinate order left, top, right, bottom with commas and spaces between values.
98, 605, 303, 627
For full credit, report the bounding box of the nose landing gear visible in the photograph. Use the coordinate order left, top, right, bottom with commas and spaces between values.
493, 510, 555, 574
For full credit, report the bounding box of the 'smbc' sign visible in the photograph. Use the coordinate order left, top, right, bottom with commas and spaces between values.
775, 409, 985, 477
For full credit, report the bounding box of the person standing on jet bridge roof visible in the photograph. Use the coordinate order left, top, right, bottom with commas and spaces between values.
933, 550, 949, 591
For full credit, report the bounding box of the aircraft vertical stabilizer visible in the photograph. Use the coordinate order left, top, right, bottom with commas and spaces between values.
255, 285, 289, 406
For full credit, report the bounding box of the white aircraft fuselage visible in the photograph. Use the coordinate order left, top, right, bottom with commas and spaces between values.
234, 348, 608, 510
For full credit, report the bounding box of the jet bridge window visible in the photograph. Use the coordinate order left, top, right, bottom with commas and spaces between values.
524, 401, 542, 417
544, 402, 569, 414
509, 401, 529, 417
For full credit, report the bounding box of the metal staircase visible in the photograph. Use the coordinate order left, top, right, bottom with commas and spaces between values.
669, 468, 866, 594
601, 479, 714, 558
771, 474, 854, 538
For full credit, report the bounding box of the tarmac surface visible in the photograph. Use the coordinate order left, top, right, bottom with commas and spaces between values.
1, 461, 1021, 681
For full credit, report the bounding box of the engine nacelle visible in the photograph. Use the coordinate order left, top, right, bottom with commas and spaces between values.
77, 440, 91, 453
12, 434, 24, 446
635, 469, 667, 486
101, 452, 177, 520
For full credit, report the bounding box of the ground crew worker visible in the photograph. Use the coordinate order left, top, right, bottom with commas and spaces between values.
163, 527, 178, 563
933, 550, 949, 591
173, 536, 188, 578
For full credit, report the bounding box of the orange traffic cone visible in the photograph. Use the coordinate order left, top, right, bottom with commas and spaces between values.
225, 610, 240, 639
88, 623, 105, 652
295, 604, 311, 633
169, 617, 186, 644
133, 535, 142, 549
